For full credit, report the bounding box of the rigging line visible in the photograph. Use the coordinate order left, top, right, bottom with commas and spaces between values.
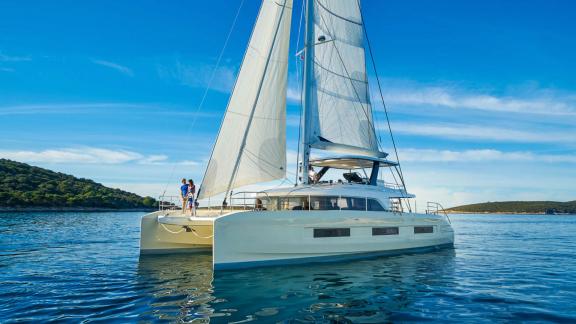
366, 59, 384, 146
160, 0, 246, 198
227, 110, 284, 121
274, 177, 293, 188
316, 9, 379, 150
357, 1, 410, 212
356, 0, 407, 192
294, 0, 305, 185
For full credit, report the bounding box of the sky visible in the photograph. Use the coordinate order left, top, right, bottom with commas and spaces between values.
1, 0, 575, 207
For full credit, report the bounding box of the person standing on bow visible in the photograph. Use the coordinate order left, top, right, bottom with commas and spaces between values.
187, 179, 196, 216
180, 178, 189, 211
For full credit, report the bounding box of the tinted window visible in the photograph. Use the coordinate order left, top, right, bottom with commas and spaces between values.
279, 197, 309, 210
367, 199, 385, 211
372, 227, 399, 235
310, 196, 340, 210
269, 196, 385, 212
260, 197, 278, 211
414, 226, 433, 234
314, 228, 350, 238
340, 197, 366, 210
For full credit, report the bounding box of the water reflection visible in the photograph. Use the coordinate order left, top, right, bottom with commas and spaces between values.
138, 249, 456, 322
4, 213, 576, 322
137, 253, 215, 322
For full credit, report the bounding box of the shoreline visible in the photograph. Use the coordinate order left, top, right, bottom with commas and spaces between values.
0, 207, 156, 213
446, 211, 574, 215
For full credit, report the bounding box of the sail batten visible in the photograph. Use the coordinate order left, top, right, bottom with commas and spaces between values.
199, 0, 292, 200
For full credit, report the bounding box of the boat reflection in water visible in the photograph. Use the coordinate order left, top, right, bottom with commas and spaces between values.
137, 249, 456, 322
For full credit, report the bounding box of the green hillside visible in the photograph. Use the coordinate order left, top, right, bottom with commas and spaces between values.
448, 201, 576, 214
0, 159, 156, 209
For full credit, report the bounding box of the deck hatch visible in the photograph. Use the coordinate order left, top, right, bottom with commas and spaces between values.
313, 228, 350, 238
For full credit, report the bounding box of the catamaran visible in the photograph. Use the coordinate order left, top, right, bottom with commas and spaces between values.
140, 0, 454, 270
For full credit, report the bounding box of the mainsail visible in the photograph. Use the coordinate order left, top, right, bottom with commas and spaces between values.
198, 0, 292, 200
304, 0, 380, 156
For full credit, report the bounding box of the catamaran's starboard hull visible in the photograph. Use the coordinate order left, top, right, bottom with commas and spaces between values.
212, 210, 454, 270
140, 210, 454, 270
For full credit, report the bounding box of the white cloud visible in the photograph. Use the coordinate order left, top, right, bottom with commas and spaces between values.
401, 163, 576, 208
138, 155, 169, 164
286, 113, 300, 127
177, 160, 202, 166
0, 67, 15, 73
398, 148, 576, 163
103, 182, 167, 198
382, 84, 576, 116
0, 147, 202, 166
0, 103, 148, 115
0, 147, 143, 164
157, 60, 236, 93
389, 122, 576, 143
91, 59, 134, 77
404, 186, 570, 209
158, 60, 304, 102
0, 51, 31, 62
286, 85, 301, 103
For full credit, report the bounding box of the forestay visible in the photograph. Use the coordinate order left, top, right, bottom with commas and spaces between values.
199, 0, 292, 200
306, 0, 379, 155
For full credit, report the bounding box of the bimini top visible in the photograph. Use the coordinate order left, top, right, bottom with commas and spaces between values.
309, 155, 399, 170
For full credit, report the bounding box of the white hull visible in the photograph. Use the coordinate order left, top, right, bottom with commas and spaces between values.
140, 209, 454, 270
140, 211, 214, 254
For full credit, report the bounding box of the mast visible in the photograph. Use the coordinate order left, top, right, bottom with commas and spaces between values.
300, 0, 315, 185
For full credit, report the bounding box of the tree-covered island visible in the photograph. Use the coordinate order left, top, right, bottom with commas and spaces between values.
448, 201, 576, 214
0, 159, 157, 211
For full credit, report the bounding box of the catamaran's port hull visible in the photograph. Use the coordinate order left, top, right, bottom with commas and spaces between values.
139, 210, 454, 269
140, 211, 214, 255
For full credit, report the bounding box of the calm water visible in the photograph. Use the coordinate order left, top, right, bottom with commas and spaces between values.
1, 212, 575, 323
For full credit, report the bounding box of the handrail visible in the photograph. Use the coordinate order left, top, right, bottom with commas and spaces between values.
157, 195, 181, 211
169, 190, 418, 215
225, 191, 272, 212
227, 192, 393, 213
426, 201, 451, 224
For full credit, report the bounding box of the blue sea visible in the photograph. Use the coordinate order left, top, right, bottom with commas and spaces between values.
1, 212, 575, 323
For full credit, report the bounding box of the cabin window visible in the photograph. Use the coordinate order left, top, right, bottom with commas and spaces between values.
310, 196, 340, 210
414, 226, 434, 234
269, 196, 386, 212
367, 199, 385, 211
372, 227, 399, 235
278, 197, 309, 210
339, 197, 366, 210
314, 228, 350, 238
261, 197, 278, 211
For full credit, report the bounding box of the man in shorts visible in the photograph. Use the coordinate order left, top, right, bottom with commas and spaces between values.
180, 178, 189, 211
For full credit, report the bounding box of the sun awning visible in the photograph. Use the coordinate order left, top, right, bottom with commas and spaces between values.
309, 155, 399, 169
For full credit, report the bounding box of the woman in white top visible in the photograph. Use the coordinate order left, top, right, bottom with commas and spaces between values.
187, 179, 196, 216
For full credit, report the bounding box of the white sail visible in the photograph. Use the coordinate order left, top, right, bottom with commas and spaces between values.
199, 0, 292, 200
306, 0, 379, 155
